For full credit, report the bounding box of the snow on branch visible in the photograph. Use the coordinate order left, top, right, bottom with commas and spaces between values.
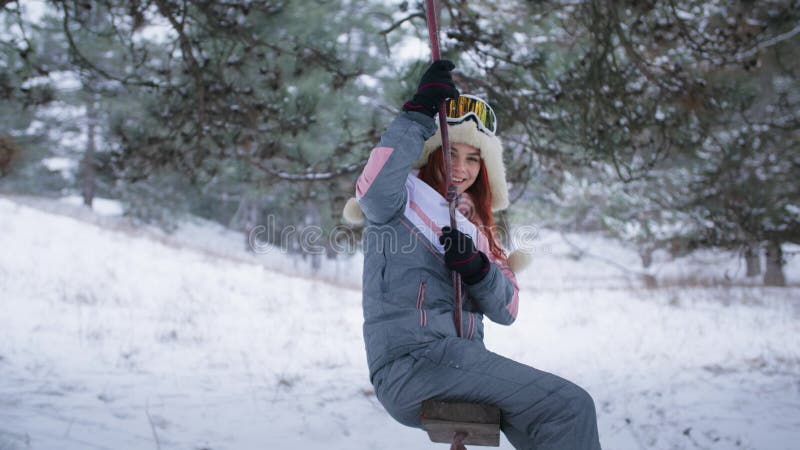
249, 158, 366, 181
737, 23, 800, 61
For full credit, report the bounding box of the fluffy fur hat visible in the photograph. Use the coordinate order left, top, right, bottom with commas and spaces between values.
415, 119, 510, 212
343, 118, 511, 226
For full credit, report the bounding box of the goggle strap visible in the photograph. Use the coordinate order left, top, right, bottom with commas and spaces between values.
445, 114, 494, 136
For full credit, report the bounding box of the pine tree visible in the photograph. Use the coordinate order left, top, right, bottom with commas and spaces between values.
0, 2, 59, 190
423, 0, 799, 285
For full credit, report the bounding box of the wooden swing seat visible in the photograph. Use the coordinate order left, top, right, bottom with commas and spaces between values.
421, 400, 502, 448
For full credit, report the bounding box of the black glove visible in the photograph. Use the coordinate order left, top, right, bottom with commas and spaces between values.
403, 60, 459, 117
439, 226, 490, 285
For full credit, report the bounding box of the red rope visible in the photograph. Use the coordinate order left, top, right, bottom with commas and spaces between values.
451, 431, 468, 450
424, 0, 462, 338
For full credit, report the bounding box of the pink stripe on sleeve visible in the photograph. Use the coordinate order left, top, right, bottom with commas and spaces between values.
356, 147, 394, 197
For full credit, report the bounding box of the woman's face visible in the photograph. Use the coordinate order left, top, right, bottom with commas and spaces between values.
450, 142, 481, 195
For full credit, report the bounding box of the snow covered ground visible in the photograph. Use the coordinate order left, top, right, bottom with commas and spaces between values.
0, 195, 798, 450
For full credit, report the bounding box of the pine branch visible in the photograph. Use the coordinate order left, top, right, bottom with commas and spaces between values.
153, 0, 207, 125
55, 0, 160, 88
247, 159, 366, 181
379, 12, 425, 36
736, 22, 800, 62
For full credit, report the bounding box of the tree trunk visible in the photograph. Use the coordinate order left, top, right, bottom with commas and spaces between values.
764, 241, 786, 287
304, 201, 322, 273
639, 247, 654, 268
745, 245, 761, 277
81, 93, 97, 207
638, 247, 657, 288
0, 135, 17, 177
230, 195, 261, 252
641, 273, 658, 289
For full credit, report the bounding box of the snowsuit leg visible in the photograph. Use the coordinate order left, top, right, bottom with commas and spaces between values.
372, 337, 601, 450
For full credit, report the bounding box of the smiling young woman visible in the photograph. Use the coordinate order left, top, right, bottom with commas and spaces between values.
350, 60, 601, 450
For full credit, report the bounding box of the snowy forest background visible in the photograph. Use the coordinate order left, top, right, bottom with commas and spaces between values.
1, 1, 799, 449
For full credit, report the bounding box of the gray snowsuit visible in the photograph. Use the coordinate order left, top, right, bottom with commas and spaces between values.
356, 111, 601, 450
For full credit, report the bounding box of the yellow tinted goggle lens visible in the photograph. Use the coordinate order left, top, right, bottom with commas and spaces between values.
445, 95, 497, 135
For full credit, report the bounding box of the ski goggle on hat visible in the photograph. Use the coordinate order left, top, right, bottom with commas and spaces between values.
444, 94, 498, 136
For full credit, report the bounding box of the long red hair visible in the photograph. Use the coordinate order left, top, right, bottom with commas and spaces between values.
418, 148, 507, 263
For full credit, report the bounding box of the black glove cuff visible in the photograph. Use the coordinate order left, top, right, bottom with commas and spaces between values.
402, 95, 438, 117
461, 252, 490, 285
